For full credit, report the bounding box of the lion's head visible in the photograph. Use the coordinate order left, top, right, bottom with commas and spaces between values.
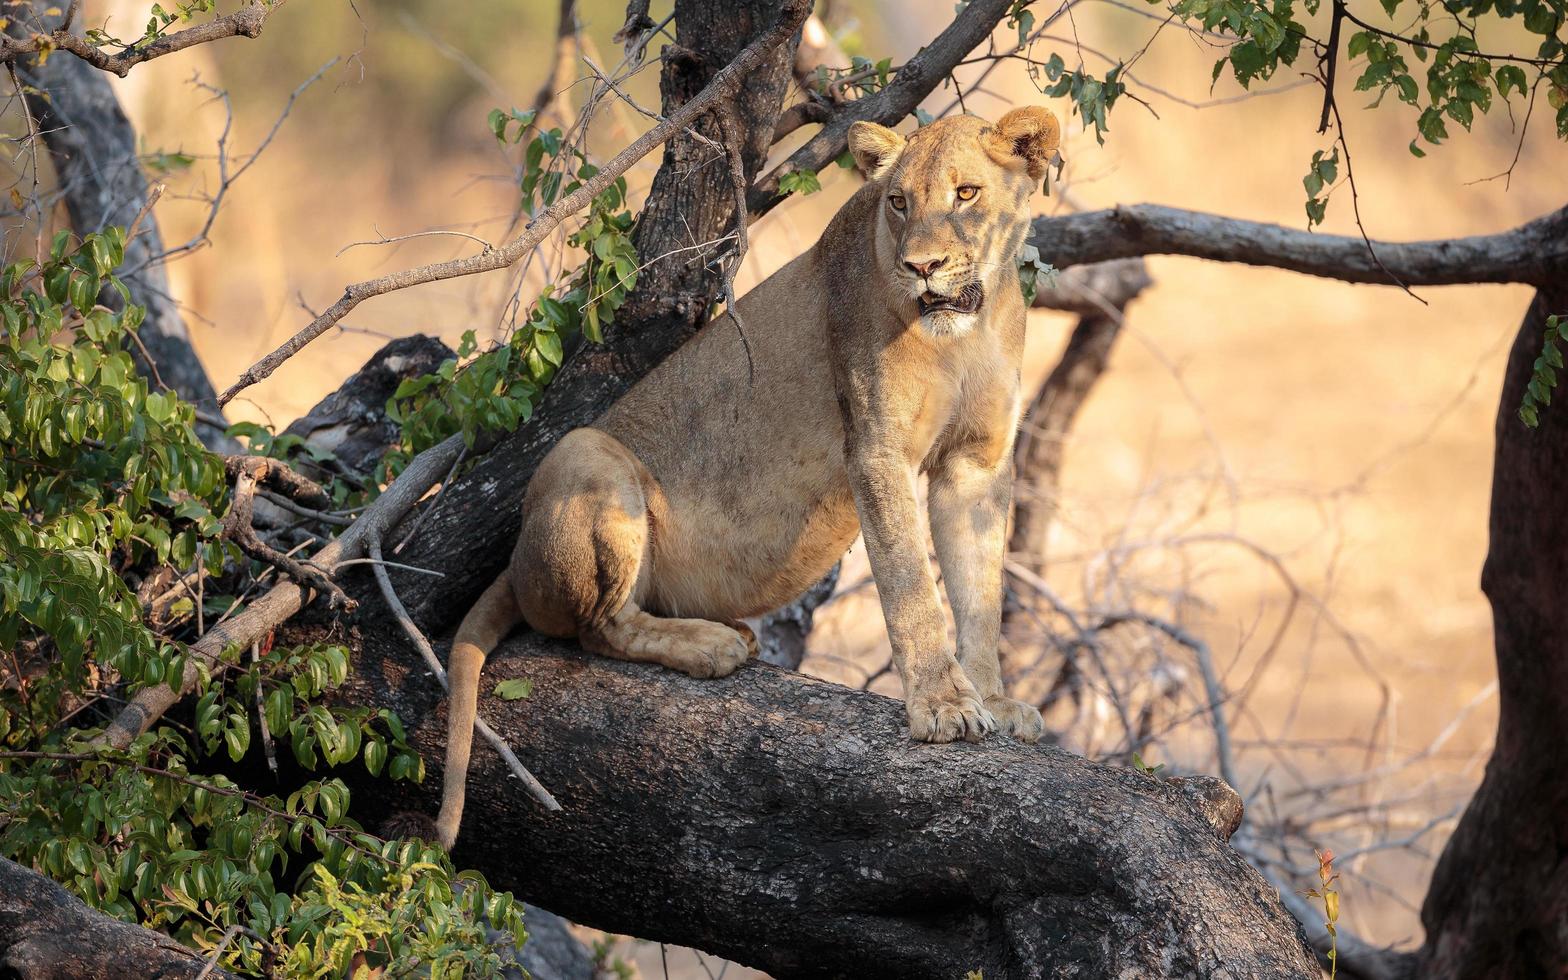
847, 107, 1059, 336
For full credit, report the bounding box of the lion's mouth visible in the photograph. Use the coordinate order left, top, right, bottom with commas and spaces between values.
918, 282, 984, 316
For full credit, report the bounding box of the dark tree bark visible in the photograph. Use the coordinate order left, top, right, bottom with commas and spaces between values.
281, 334, 455, 481
757, 562, 840, 669
331, 627, 1317, 980
375, 0, 800, 630
1416, 283, 1568, 979
0, 857, 237, 979
15, 38, 232, 450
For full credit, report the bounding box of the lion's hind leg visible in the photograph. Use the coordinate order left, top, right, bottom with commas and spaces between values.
582, 604, 751, 679
518, 428, 750, 679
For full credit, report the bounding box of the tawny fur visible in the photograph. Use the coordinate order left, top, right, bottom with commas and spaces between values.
435, 108, 1061, 850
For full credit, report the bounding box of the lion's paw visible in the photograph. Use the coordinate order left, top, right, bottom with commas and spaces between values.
985, 695, 1044, 743
907, 672, 996, 743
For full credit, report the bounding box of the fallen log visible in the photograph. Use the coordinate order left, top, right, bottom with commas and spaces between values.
335, 622, 1318, 979
0, 857, 237, 979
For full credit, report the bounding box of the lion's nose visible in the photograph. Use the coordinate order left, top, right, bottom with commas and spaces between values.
904, 256, 947, 278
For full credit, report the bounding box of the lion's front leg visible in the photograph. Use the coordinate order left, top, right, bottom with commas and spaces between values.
928, 450, 1044, 743
848, 449, 995, 743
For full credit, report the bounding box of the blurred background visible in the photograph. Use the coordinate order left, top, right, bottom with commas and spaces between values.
21, 0, 1566, 973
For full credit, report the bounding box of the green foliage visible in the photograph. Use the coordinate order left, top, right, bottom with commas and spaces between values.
1144, 0, 1568, 222
0, 232, 527, 975
493, 678, 533, 701
779, 169, 824, 196
1032, 53, 1127, 144
1302, 849, 1342, 978
1518, 314, 1566, 428
0, 228, 230, 746
380, 107, 641, 481
1301, 147, 1339, 226
810, 54, 896, 101
1131, 751, 1167, 777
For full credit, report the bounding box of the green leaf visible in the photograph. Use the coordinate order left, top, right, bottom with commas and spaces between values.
493, 678, 533, 701
364, 739, 387, 776
534, 329, 563, 367
778, 169, 823, 196
1496, 65, 1528, 99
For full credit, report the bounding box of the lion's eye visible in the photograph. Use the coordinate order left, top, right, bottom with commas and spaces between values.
888, 193, 906, 211
955, 185, 980, 202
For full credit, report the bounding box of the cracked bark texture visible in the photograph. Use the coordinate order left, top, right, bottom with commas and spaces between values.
332, 628, 1317, 979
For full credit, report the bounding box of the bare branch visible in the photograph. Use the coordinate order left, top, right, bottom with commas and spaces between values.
365, 533, 560, 812
1, 0, 281, 77
222, 458, 354, 611
749, 0, 1019, 216
1030, 203, 1568, 287
217, 0, 813, 407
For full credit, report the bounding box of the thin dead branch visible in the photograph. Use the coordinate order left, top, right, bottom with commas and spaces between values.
366, 532, 560, 812
222, 459, 354, 611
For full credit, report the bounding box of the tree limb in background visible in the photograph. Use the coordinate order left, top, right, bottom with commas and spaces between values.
1030, 203, 1568, 286
1009, 258, 1153, 582
216, 0, 812, 408
531, 0, 580, 129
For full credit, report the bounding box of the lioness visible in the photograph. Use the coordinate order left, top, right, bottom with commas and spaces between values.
435, 106, 1061, 849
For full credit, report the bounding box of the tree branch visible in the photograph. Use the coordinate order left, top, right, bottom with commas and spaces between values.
1, 0, 279, 77
339, 632, 1319, 979
1029, 203, 1568, 286
748, 0, 1017, 216
0, 857, 238, 979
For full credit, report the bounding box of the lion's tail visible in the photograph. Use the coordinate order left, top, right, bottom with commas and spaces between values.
434, 574, 523, 851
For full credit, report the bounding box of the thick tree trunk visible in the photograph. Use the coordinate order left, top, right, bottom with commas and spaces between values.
371, 0, 799, 629
331, 624, 1317, 979
1417, 284, 1568, 978
16, 42, 232, 450
0, 857, 237, 979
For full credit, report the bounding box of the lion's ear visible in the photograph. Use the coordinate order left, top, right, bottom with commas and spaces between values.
847, 121, 906, 180
986, 106, 1060, 180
